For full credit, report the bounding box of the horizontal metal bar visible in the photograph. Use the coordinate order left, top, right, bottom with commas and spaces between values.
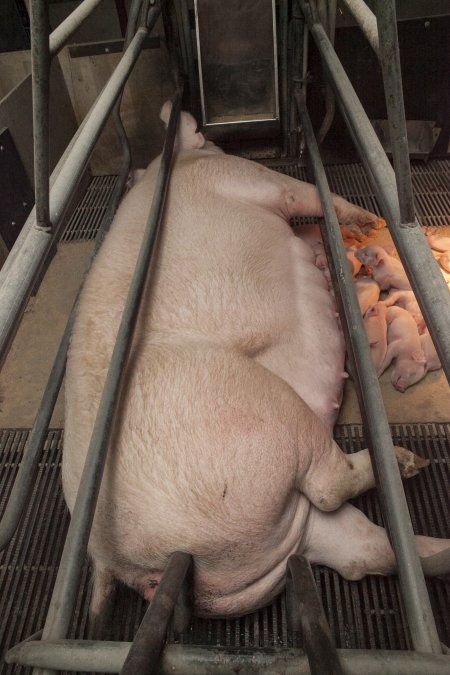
0, 27, 148, 370
49, 0, 105, 56
120, 552, 193, 674
339, 0, 379, 57
7, 642, 450, 674
296, 90, 442, 654
38, 87, 182, 647
68, 35, 160, 57
300, 0, 450, 384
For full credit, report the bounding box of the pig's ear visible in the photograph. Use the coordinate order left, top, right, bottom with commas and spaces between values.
374, 250, 384, 266
160, 100, 173, 127
412, 350, 427, 363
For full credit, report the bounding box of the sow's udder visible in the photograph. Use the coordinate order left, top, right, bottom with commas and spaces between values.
63, 147, 347, 618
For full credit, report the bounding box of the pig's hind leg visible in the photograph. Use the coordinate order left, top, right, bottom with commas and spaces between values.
304, 502, 450, 580
299, 440, 428, 513
88, 562, 118, 638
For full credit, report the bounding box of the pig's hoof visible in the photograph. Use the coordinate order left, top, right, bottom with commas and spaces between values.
361, 217, 386, 234
394, 446, 430, 478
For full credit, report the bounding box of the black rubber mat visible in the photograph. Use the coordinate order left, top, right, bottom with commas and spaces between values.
1, 425, 449, 673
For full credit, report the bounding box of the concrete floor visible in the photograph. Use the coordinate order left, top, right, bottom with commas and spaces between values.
0, 237, 449, 430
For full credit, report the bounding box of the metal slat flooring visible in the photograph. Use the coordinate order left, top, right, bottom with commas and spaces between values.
0, 425, 449, 674
1, 159, 450, 672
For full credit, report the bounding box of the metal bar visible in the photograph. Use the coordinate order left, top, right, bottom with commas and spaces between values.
49, 0, 105, 56
286, 555, 343, 675
0, 314, 70, 550
0, 27, 148, 370
376, 0, 415, 224
179, 0, 197, 111
7, 642, 450, 674
316, 0, 336, 145
340, 0, 379, 57
296, 90, 442, 655
279, 0, 289, 156
110, 2, 161, 218
299, 0, 450, 384
36, 87, 182, 666
120, 552, 193, 675
102, 0, 150, 241
31, 0, 51, 233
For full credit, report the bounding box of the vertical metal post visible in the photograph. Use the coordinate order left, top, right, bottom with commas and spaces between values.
120, 552, 193, 675
33, 87, 183, 675
298, 0, 450, 382
376, 0, 415, 225
296, 89, 442, 655
30, 0, 51, 232
286, 555, 344, 675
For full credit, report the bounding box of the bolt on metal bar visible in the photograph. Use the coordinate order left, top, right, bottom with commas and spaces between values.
49, 0, 105, 56
34, 88, 182, 675
296, 89, 442, 655
0, 27, 149, 371
340, 0, 379, 57
31, 0, 51, 233
376, 0, 415, 225
120, 552, 193, 675
6, 641, 450, 674
286, 555, 343, 675
299, 0, 450, 384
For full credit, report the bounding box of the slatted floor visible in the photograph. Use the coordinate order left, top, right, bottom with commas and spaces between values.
1, 160, 450, 672
0, 425, 449, 674
59, 160, 450, 243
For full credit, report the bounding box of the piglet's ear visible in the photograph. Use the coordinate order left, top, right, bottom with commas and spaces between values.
412, 350, 427, 363
160, 100, 173, 126
374, 251, 384, 266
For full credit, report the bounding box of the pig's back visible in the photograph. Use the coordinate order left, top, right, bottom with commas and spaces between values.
71, 151, 344, 426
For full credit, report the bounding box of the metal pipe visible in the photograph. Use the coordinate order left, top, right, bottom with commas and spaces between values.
0, 313, 70, 550
49, 0, 105, 56
37, 87, 182, 661
30, 0, 51, 233
104, 1, 157, 241
295, 89, 442, 655
340, 0, 379, 57
0, 4, 162, 287
279, 0, 289, 156
316, 0, 336, 145
376, 0, 415, 225
299, 0, 450, 383
286, 555, 343, 675
0, 27, 148, 370
7, 642, 450, 674
120, 552, 193, 674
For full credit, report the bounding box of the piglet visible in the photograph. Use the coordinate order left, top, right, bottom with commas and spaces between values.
381, 290, 425, 334
346, 248, 362, 277
363, 302, 388, 375
355, 279, 380, 316
438, 251, 450, 273
381, 306, 427, 392
425, 229, 450, 253
420, 330, 442, 372
355, 245, 411, 291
